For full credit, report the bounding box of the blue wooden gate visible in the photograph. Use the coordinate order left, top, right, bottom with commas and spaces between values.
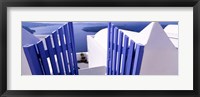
107, 23, 144, 75
23, 22, 144, 75
23, 22, 79, 75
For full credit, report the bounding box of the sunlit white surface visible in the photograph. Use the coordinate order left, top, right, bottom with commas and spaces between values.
164, 25, 179, 48
91, 22, 178, 75
7, 7, 193, 90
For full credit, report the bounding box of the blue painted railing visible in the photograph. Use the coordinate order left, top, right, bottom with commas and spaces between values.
107, 23, 144, 75
23, 22, 143, 75
23, 22, 78, 75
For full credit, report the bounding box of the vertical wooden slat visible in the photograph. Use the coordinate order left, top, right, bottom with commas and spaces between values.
116, 31, 123, 75
52, 31, 64, 75
121, 35, 129, 75
58, 27, 70, 75
125, 40, 135, 75
107, 22, 111, 75
112, 27, 119, 75
109, 24, 114, 75
37, 41, 50, 75
68, 22, 79, 75
63, 24, 74, 75
23, 44, 44, 75
132, 44, 144, 75
45, 36, 59, 75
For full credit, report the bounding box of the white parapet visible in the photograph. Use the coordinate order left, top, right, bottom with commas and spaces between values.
164, 25, 179, 48
88, 22, 178, 75
87, 35, 107, 68
78, 66, 106, 75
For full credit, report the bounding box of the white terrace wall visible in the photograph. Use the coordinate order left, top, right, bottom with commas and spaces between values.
87, 22, 178, 75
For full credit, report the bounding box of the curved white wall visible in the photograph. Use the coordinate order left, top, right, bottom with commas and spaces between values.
87, 22, 178, 75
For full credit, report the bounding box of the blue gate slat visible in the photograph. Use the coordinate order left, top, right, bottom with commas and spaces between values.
132, 44, 144, 75
45, 36, 59, 75
107, 22, 111, 75
125, 40, 135, 75
121, 35, 129, 75
63, 24, 74, 75
112, 27, 119, 75
52, 31, 64, 75
44, 46, 62, 56
68, 22, 79, 75
109, 24, 114, 75
116, 31, 123, 75
45, 50, 50, 57
24, 22, 81, 75
23, 44, 44, 75
58, 27, 70, 75
37, 41, 50, 75
106, 24, 145, 75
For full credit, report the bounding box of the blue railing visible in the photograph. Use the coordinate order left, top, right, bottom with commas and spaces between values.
23, 22, 78, 75
107, 23, 144, 75
23, 22, 144, 75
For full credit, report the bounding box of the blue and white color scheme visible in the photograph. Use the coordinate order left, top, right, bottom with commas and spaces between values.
88, 22, 178, 75
23, 22, 79, 75
22, 21, 178, 75
106, 23, 144, 75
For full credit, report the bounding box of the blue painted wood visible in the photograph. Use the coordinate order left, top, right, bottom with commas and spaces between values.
107, 23, 145, 75
112, 27, 119, 75
107, 22, 111, 75
58, 27, 70, 75
45, 36, 59, 75
68, 22, 79, 75
125, 40, 135, 75
109, 24, 114, 75
52, 31, 64, 75
37, 41, 50, 75
116, 31, 123, 75
23, 44, 44, 75
132, 44, 144, 75
24, 23, 144, 75
121, 35, 129, 75
63, 24, 74, 75
24, 22, 79, 75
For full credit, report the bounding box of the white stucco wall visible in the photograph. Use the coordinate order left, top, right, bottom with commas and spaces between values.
87, 22, 178, 75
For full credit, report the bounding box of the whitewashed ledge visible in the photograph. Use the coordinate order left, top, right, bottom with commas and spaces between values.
88, 22, 178, 75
